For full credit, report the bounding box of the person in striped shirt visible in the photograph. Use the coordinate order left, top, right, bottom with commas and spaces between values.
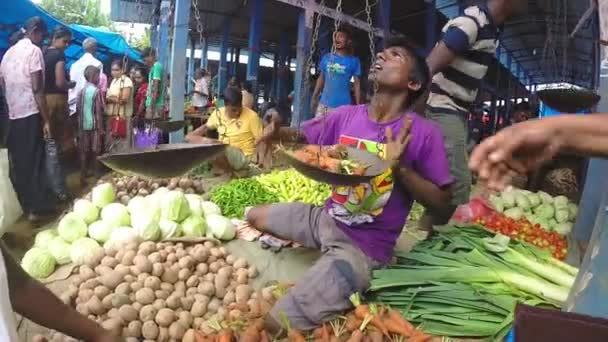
422, 0, 526, 229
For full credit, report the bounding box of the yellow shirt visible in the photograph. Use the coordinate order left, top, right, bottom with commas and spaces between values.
106, 75, 134, 117
206, 107, 263, 157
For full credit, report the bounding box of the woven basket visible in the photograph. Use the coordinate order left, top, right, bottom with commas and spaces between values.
537, 88, 600, 113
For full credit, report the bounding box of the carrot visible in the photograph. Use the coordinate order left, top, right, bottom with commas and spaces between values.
240, 319, 264, 342
287, 329, 307, 342
350, 294, 389, 337
382, 309, 414, 337
194, 331, 209, 342
409, 330, 433, 342
319, 323, 331, 342
229, 303, 250, 312
217, 329, 233, 342
260, 330, 270, 342
367, 330, 383, 342
345, 314, 362, 332
345, 330, 364, 342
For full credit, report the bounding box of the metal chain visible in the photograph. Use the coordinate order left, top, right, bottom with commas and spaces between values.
363, 0, 384, 156
192, 0, 204, 49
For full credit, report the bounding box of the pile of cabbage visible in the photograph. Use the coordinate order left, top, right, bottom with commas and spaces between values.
489, 188, 578, 236
22, 183, 236, 279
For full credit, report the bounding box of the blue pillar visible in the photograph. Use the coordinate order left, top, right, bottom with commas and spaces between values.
168, 0, 190, 143
187, 38, 195, 93
292, 7, 313, 127
377, 0, 391, 50
246, 0, 264, 97
425, 0, 437, 55
201, 38, 208, 69
277, 31, 289, 104
218, 19, 231, 96
157, 0, 171, 68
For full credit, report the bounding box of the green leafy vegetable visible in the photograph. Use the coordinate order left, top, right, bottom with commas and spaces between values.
73, 199, 100, 224
34, 229, 58, 249
88, 220, 115, 243
91, 183, 115, 208
21, 248, 56, 278
70, 238, 102, 265
48, 237, 71, 265
58, 213, 88, 243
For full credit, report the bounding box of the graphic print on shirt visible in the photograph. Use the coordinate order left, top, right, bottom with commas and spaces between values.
327, 135, 394, 226
327, 61, 348, 75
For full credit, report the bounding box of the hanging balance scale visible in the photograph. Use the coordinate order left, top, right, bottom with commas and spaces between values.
278, 0, 392, 186
536, 0, 601, 113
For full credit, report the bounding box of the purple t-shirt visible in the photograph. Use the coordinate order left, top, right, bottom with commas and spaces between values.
302, 105, 453, 263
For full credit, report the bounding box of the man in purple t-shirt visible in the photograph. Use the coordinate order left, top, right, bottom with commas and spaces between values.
249, 35, 454, 331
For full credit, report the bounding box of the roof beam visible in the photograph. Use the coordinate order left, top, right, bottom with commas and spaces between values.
271, 0, 385, 37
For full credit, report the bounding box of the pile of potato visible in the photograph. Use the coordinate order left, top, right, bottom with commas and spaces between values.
96, 174, 207, 205
49, 240, 260, 341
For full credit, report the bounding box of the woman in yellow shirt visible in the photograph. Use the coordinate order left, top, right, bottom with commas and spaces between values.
185, 87, 263, 174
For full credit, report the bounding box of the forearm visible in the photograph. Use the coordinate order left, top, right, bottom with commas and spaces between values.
395, 167, 452, 221
552, 114, 608, 157
34, 93, 49, 123
275, 127, 307, 143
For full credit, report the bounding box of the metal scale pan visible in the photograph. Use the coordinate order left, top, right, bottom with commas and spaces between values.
279, 144, 393, 186
537, 88, 601, 113
136, 118, 185, 133
98, 143, 226, 179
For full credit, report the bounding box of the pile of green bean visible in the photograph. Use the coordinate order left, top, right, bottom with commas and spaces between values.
255, 169, 331, 206
209, 178, 279, 218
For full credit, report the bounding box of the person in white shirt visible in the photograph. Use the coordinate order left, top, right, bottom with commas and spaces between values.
68, 38, 107, 116
192, 68, 209, 111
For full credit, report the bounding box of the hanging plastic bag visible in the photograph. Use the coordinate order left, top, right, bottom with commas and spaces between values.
0, 149, 23, 233
44, 138, 67, 196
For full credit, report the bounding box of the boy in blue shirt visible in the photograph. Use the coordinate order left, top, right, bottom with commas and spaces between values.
312, 26, 362, 117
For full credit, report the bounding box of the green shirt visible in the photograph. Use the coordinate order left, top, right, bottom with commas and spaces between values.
146, 61, 165, 108
82, 84, 97, 131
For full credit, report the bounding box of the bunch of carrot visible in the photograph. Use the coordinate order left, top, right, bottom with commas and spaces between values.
291, 145, 367, 176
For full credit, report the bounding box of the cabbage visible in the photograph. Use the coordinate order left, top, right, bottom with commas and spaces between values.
127, 196, 147, 214
201, 201, 222, 216
554, 222, 573, 235
206, 214, 236, 240
548, 218, 558, 229
34, 229, 58, 249
489, 195, 505, 213
92, 183, 115, 208
501, 191, 516, 208
70, 238, 102, 265
129, 196, 161, 222
519, 189, 532, 196
104, 227, 140, 250
185, 194, 204, 217
88, 220, 115, 243
555, 208, 569, 223
161, 191, 191, 222
48, 237, 71, 265
57, 213, 88, 243
554, 196, 569, 209
154, 187, 170, 196
101, 203, 131, 228
568, 203, 578, 221
73, 199, 100, 224
21, 247, 56, 278
132, 214, 161, 241
181, 215, 207, 237
515, 194, 531, 210
527, 194, 541, 208
538, 191, 554, 204
503, 207, 524, 220
159, 219, 181, 240
534, 203, 555, 220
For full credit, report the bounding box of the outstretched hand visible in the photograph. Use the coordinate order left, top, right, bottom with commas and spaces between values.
385, 115, 413, 166
469, 119, 563, 191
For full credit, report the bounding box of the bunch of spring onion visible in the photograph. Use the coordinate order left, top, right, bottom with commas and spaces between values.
368, 225, 578, 339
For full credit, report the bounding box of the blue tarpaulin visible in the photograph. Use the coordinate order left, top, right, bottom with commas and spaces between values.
0, 0, 141, 65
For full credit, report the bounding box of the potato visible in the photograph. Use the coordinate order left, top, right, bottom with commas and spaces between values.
223, 291, 236, 305
140, 305, 157, 321
180, 296, 194, 311
139, 241, 157, 255
166, 253, 177, 264
225, 255, 236, 265
178, 256, 194, 269
122, 250, 137, 266
111, 293, 131, 308
101, 256, 119, 268
101, 294, 114, 310
142, 321, 159, 339
151, 263, 164, 277
233, 258, 248, 270
261, 287, 274, 301
160, 282, 174, 292
209, 248, 222, 258
71, 275, 84, 287
115, 282, 130, 296
207, 255, 217, 263
80, 278, 100, 291
235, 284, 252, 304
169, 321, 187, 340
114, 264, 130, 277
158, 250, 168, 261
158, 327, 170, 342
247, 298, 261, 318
155, 308, 176, 327
208, 262, 221, 274
185, 288, 197, 297
134, 255, 153, 274
236, 272, 248, 285
79, 265, 96, 280
105, 246, 118, 257
86, 296, 105, 315
207, 298, 221, 313
161, 268, 179, 284
135, 288, 155, 305
229, 309, 243, 320
76, 303, 88, 316
155, 290, 170, 300
214, 274, 229, 292
78, 289, 94, 303
129, 265, 142, 277
95, 265, 113, 276
100, 271, 123, 289
166, 294, 181, 310
177, 311, 193, 328
191, 248, 208, 263
203, 273, 215, 282
143, 276, 162, 290
102, 317, 123, 336
178, 268, 191, 281
247, 265, 259, 279
182, 329, 196, 342
153, 298, 167, 310
193, 294, 209, 303
124, 274, 136, 283
203, 241, 215, 249
185, 275, 199, 288
216, 307, 227, 321
190, 300, 207, 317
175, 249, 187, 259
195, 263, 208, 276
148, 252, 162, 264
130, 281, 144, 292
217, 266, 233, 279
125, 320, 142, 338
